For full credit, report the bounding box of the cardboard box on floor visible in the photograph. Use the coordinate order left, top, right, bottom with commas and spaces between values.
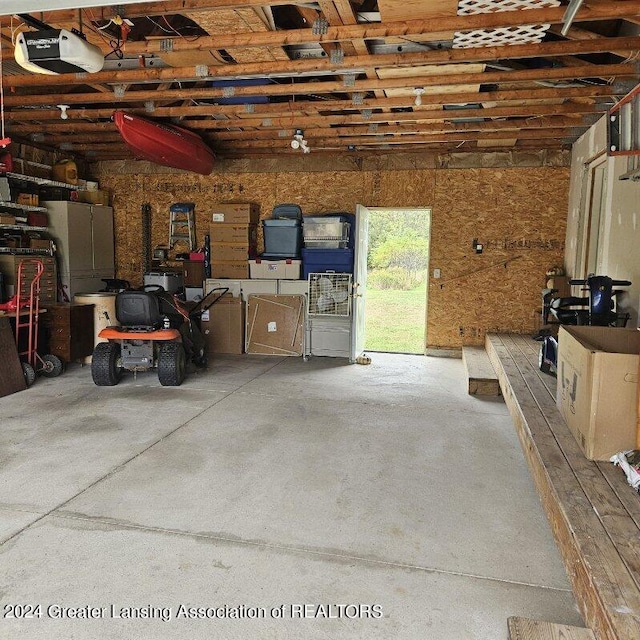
246, 294, 304, 356
556, 326, 640, 460
201, 294, 245, 355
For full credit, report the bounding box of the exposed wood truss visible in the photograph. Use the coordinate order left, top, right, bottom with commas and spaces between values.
1, 0, 639, 160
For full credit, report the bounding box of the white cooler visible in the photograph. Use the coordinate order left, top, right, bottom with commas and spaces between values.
143, 272, 183, 293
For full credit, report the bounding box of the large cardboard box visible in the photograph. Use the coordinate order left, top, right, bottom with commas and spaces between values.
211, 203, 260, 225
210, 242, 257, 262
249, 259, 301, 280
246, 294, 304, 356
201, 294, 244, 355
209, 223, 257, 244
210, 261, 249, 279
556, 326, 640, 460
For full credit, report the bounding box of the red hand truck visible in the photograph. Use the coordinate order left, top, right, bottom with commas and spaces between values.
14, 259, 64, 386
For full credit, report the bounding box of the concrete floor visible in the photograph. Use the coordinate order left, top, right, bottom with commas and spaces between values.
0, 353, 582, 639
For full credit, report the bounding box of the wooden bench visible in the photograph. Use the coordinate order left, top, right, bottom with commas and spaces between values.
486, 334, 640, 640
462, 345, 501, 396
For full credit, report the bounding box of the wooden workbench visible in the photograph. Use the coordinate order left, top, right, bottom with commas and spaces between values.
486, 334, 640, 640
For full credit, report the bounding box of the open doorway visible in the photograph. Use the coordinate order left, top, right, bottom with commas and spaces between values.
364, 208, 431, 354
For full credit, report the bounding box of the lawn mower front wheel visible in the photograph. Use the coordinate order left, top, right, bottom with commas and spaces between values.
158, 342, 186, 387
92, 342, 123, 386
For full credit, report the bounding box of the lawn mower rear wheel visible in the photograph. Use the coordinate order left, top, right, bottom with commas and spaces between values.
157, 342, 186, 387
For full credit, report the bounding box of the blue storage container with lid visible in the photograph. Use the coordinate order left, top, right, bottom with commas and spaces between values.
302, 248, 354, 279
262, 203, 303, 257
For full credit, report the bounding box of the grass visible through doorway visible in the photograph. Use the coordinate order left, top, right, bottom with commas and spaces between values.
365, 282, 427, 354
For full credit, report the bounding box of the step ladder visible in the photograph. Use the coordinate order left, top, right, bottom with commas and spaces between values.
169, 203, 196, 251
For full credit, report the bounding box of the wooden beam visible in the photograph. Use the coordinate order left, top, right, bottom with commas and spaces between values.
73, 4, 640, 55
214, 127, 576, 148
29, 116, 587, 144
507, 617, 595, 640
5, 86, 613, 121
7, 105, 597, 134
4, 64, 634, 107
5, 37, 640, 88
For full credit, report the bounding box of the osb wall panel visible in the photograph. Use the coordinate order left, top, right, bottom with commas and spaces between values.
97, 163, 569, 350
427, 167, 568, 348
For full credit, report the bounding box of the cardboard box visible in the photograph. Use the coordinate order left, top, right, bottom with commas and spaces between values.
30, 238, 53, 250
211, 242, 256, 262
201, 294, 245, 355
211, 203, 260, 225
249, 259, 301, 280
556, 326, 640, 460
210, 261, 249, 279
546, 275, 571, 298
209, 223, 258, 244
77, 190, 109, 206
0, 214, 16, 225
246, 294, 304, 356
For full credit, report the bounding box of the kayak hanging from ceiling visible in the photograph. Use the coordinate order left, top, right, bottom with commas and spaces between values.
113, 110, 215, 176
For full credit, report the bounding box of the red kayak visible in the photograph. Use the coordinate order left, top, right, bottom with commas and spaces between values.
113, 110, 215, 175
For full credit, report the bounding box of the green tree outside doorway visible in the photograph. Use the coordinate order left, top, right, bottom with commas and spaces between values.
365, 209, 431, 354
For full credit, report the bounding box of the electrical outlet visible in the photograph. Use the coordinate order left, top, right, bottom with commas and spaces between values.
433, 268, 441, 279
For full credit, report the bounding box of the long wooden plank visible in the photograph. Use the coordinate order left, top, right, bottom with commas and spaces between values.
5, 86, 614, 123
508, 617, 595, 640
486, 334, 640, 640
5, 63, 635, 108
507, 334, 640, 593
53, 3, 640, 54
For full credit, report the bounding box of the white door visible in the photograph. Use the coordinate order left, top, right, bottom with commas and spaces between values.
351, 204, 370, 362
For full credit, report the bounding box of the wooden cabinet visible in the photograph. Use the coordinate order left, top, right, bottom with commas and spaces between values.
0, 255, 57, 304
183, 260, 205, 287
42, 303, 94, 362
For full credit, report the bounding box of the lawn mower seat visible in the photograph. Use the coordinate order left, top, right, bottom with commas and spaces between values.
116, 291, 162, 329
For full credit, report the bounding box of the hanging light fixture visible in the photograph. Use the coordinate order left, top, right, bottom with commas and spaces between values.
291, 129, 310, 153
413, 88, 425, 107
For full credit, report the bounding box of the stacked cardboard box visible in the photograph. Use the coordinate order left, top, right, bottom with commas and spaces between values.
209, 203, 260, 278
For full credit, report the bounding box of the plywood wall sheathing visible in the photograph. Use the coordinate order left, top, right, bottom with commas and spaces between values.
97, 155, 568, 351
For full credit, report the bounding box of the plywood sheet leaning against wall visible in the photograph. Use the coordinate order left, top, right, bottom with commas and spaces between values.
96, 159, 568, 351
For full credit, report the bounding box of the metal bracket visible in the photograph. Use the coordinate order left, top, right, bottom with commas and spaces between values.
342, 74, 356, 88
145, 101, 155, 114
330, 46, 344, 65
160, 39, 174, 53
244, 103, 255, 114
113, 84, 127, 98
195, 64, 209, 78
221, 86, 236, 98
312, 18, 329, 35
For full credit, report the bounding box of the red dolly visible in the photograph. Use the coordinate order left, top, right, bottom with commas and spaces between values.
13, 259, 64, 386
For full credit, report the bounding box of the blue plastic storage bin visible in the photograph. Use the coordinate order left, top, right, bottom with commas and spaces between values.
263, 219, 303, 258
302, 248, 354, 279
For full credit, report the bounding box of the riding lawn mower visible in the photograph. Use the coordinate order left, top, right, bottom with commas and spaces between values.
91, 285, 228, 386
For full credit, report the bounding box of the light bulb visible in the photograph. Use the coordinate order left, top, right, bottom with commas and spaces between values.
413, 88, 425, 107
57, 105, 70, 120
290, 139, 300, 150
